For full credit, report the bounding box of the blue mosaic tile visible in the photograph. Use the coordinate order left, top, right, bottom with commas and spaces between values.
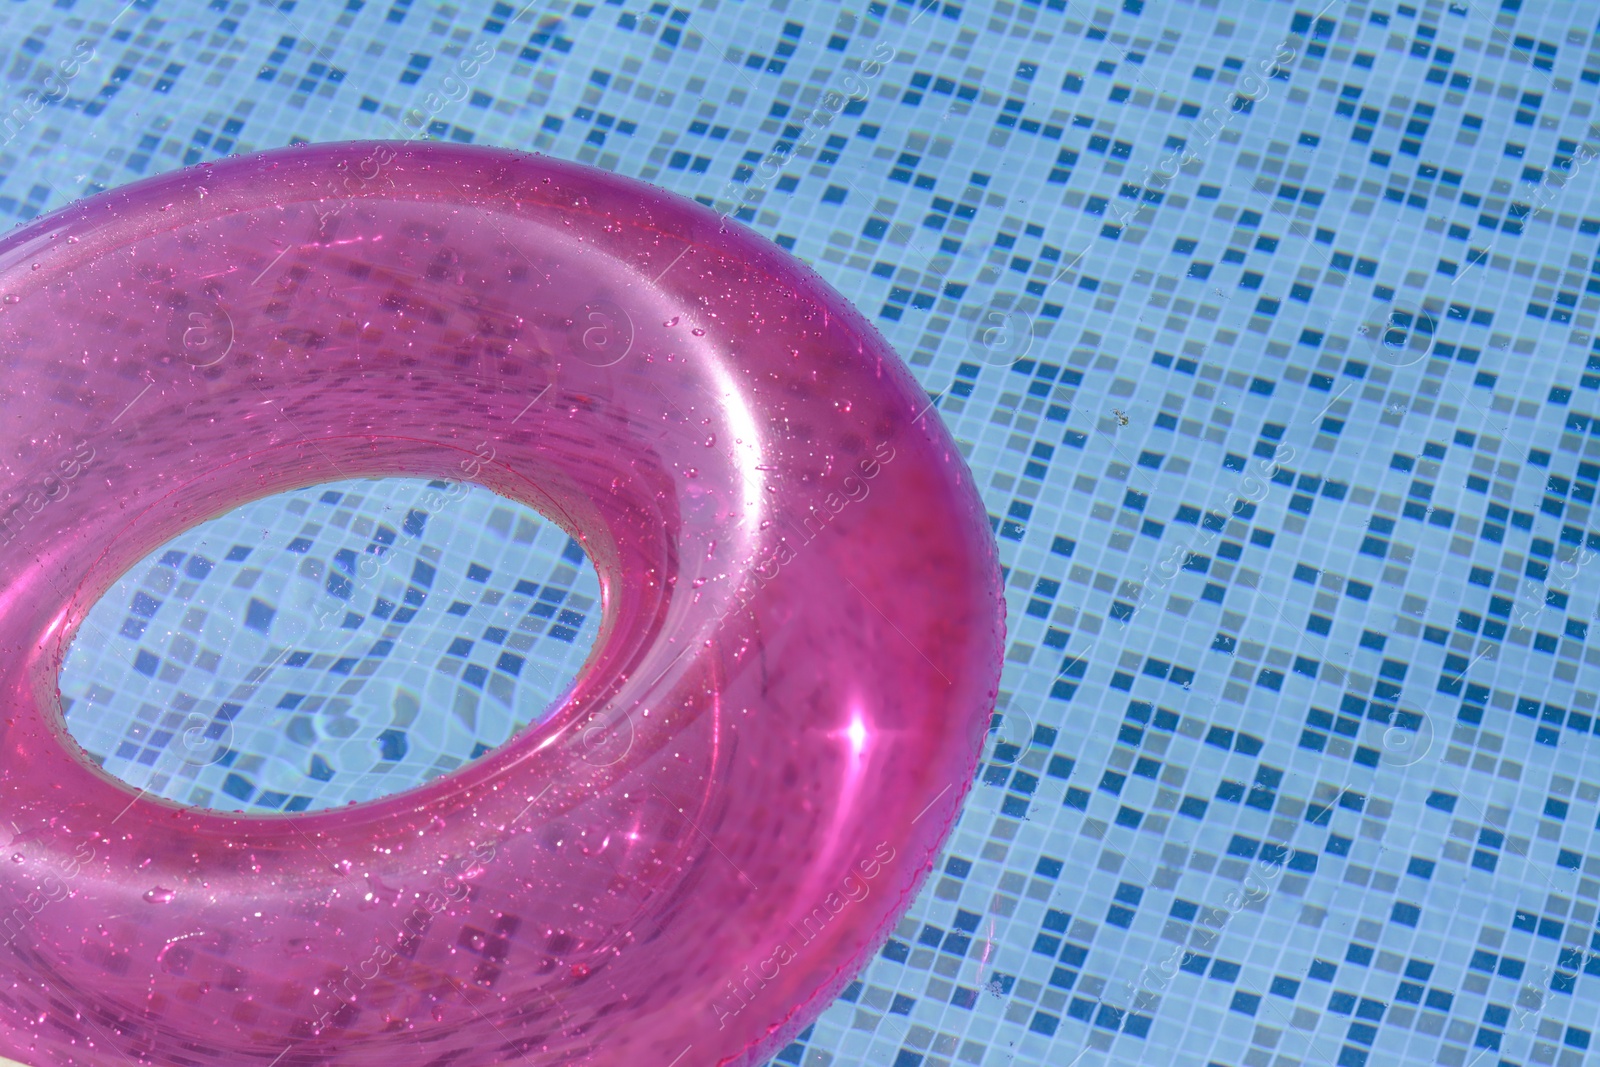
60, 479, 600, 812
13, 1, 1600, 1065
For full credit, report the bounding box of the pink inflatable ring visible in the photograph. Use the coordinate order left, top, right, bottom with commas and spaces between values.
0, 142, 1003, 1067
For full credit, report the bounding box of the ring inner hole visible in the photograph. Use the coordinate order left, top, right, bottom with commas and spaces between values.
58, 477, 601, 814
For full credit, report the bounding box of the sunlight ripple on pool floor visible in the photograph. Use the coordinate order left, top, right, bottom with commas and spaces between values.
58, 478, 601, 813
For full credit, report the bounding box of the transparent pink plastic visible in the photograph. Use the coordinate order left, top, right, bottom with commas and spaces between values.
0, 142, 1004, 1067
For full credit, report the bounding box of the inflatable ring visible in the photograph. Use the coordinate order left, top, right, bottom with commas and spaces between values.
0, 142, 1003, 1067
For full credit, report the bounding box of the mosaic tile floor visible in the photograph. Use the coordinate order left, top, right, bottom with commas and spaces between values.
60, 479, 602, 813
9, 0, 1600, 1065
